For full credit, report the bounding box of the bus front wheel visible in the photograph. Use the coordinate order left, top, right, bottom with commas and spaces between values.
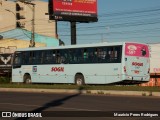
75, 74, 85, 86
24, 74, 32, 84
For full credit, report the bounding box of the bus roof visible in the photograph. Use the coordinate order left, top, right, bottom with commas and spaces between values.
15, 42, 148, 51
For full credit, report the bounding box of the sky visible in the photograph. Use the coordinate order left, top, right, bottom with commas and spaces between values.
55, 0, 160, 45
2, 0, 160, 45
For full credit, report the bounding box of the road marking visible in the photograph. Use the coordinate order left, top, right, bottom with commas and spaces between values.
0, 103, 40, 107
56, 106, 101, 111
0, 103, 101, 111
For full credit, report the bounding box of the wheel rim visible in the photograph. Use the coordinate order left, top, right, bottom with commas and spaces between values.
26, 78, 31, 84
76, 78, 83, 85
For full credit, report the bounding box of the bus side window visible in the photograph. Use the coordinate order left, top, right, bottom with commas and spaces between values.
105, 52, 110, 63
31, 51, 36, 64
39, 51, 43, 64
106, 46, 122, 63
93, 48, 98, 62
35, 51, 43, 64
44, 51, 51, 64
22, 52, 28, 65
108, 47, 114, 62
115, 46, 122, 63
68, 49, 73, 63
111, 47, 118, 62
73, 49, 81, 63
96, 48, 104, 63
83, 48, 88, 62
52, 51, 56, 64
56, 50, 64, 64
60, 49, 68, 64
45, 50, 53, 64
29, 52, 33, 64
59, 49, 67, 64
56, 50, 61, 64
88, 48, 94, 63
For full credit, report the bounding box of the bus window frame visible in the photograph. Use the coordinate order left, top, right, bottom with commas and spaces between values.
12, 45, 122, 66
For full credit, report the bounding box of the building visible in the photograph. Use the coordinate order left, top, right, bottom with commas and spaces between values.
0, 0, 59, 48
0, 29, 59, 48
0, 0, 16, 32
0, 0, 59, 77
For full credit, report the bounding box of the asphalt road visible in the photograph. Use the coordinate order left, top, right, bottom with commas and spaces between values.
0, 91, 160, 120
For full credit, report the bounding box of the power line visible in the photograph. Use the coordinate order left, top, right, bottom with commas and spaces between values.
98, 6, 160, 17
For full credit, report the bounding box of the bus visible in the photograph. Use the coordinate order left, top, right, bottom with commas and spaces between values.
12, 42, 150, 85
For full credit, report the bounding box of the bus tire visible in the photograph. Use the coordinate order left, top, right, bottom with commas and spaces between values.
24, 74, 32, 84
75, 74, 85, 86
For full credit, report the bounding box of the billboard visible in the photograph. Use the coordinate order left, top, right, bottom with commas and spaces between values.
49, 0, 98, 22
0, 53, 12, 77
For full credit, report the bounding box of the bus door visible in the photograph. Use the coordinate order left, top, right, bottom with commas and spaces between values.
125, 43, 149, 78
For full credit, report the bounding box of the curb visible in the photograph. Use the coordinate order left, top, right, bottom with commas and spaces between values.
0, 88, 159, 97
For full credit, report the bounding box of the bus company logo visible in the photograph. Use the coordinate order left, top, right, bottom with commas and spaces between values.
33, 66, 37, 72
51, 67, 64, 72
132, 62, 143, 66
127, 45, 137, 55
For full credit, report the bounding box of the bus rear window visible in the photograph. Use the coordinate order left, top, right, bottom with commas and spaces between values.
125, 43, 149, 57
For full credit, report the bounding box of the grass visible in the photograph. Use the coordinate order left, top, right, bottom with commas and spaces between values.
0, 77, 160, 92
0, 84, 160, 92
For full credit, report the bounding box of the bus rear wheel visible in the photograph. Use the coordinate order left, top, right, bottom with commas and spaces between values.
24, 74, 32, 84
75, 74, 85, 86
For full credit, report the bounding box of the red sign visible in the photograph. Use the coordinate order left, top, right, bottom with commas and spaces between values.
51, 67, 64, 72
52, 0, 98, 22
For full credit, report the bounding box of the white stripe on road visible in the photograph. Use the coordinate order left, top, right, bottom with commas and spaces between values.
0, 102, 101, 111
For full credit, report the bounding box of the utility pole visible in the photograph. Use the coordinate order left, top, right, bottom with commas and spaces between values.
71, 22, 76, 45
55, 20, 58, 35
31, 3, 35, 47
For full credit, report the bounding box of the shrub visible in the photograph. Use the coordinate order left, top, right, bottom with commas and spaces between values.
0, 77, 11, 83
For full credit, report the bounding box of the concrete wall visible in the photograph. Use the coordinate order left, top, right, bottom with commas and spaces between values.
0, 39, 46, 53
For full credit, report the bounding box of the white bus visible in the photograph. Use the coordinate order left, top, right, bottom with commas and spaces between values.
12, 42, 150, 85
